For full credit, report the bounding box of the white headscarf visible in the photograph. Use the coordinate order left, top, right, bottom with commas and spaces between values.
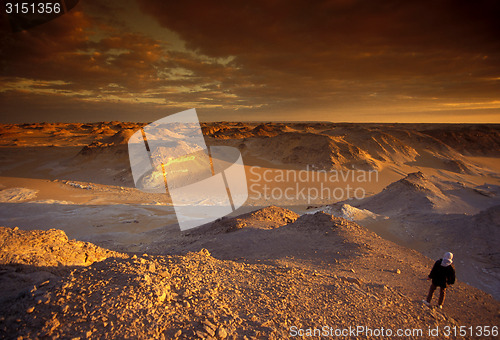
441, 252, 453, 267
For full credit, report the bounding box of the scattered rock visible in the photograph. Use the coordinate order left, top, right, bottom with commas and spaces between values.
216, 327, 228, 339
0, 218, 498, 339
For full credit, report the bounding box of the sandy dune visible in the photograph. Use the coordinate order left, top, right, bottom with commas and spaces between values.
322, 172, 500, 299
1, 213, 498, 339
0, 121, 499, 337
1, 122, 499, 275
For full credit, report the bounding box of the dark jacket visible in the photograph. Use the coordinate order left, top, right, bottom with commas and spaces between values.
428, 259, 455, 288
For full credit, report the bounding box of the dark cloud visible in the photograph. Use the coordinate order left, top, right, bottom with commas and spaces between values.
134, 0, 500, 121
0, 0, 246, 116
1, 8, 164, 88
0, 0, 499, 122
137, 0, 500, 57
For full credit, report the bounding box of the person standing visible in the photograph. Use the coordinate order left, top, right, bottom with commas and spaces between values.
423, 252, 455, 309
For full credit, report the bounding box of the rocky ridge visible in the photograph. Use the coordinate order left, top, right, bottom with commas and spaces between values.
1, 209, 499, 339
2, 123, 499, 175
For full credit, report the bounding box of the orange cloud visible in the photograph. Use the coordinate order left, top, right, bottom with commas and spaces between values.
1, 0, 499, 122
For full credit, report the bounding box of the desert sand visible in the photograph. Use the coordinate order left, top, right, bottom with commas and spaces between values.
0, 122, 499, 338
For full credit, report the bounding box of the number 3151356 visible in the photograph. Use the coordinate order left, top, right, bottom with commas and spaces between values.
5, 2, 62, 14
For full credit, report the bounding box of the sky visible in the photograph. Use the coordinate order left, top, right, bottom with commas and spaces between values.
1, 0, 499, 123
